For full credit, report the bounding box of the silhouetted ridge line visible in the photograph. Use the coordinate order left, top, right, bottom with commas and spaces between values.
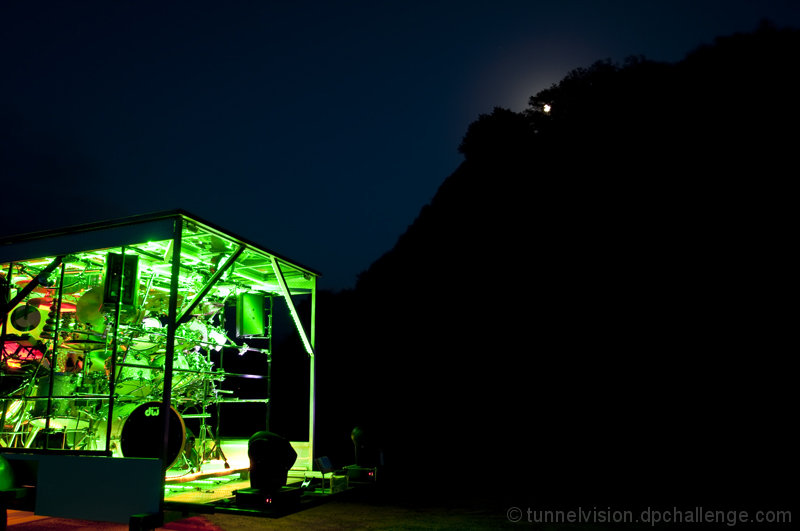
312, 24, 796, 506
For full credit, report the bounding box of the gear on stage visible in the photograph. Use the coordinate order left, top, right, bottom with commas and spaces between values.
1, 235, 278, 477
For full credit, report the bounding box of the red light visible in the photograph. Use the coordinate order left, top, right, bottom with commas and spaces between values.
265, 498, 272, 504
27, 297, 77, 312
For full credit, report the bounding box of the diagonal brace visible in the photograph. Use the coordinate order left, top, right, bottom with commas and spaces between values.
177, 245, 245, 326
271, 256, 314, 358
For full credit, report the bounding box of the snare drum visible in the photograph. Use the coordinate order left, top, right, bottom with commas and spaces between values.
31, 372, 78, 418
29, 372, 89, 430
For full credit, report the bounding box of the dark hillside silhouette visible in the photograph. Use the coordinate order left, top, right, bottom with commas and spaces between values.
310, 22, 796, 507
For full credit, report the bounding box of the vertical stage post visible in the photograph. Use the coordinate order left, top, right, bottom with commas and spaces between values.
309, 275, 316, 463
159, 217, 182, 501
270, 257, 316, 460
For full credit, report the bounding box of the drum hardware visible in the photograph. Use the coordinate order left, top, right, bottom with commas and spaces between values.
210, 371, 266, 379
107, 354, 157, 400
2, 268, 265, 471
132, 273, 158, 325
215, 398, 270, 403
62, 325, 106, 346
84, 350, 110, 373
170, 424, 223, 473
197, 378, 229, 470
176, 428, 201, 472
31, 372, 79, 419
28, 411, 93, 431
0, 367, 103, 448
115, 316, 162, 354
25, 408, 97, 450
39, 297, 68, 341
180, 413, 211, 419
1, 396, 34, 447
150, 350, 216, 397
15, 273, 86, 296
4, 256, 64, 311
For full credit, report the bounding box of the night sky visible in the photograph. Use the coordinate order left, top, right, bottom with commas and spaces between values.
3, 1, 799, 290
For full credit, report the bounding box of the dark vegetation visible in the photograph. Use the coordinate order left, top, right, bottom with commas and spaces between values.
277, 22, 796, 508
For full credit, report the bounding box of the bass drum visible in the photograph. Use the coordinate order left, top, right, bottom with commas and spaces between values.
96, 401, 185, 469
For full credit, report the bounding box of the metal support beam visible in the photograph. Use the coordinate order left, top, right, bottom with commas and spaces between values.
271, 257, 316, 462
1, 255, 64, 317
159, 217, 182, 505
309, 275, 316, 463
271, 257, 314, 358
176, 244, 244, 326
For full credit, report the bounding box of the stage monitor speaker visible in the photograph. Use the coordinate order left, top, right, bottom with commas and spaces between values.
1, 273, 9, 307
102, 253, 139, 306
236, 292, 265, 337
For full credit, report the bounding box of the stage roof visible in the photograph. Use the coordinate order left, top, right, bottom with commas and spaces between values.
0, 209, 320, 296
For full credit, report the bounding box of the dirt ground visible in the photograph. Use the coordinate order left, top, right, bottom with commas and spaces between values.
9, 495, 520, 530
203, 500, 516, 530
9, 478, 784, 530
8, 478, 593, 530
9, 492, 782, 531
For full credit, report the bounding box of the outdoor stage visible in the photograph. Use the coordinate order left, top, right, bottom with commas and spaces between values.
1, 211, 322, 524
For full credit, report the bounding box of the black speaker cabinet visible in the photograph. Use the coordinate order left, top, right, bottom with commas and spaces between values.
102, 253, 139, 306
237, 292, 265, 337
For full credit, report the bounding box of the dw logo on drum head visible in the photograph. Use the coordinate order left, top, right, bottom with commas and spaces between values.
144, 406, 160, 417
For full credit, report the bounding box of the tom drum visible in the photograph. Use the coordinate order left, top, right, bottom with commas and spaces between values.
107, 352, 155, 399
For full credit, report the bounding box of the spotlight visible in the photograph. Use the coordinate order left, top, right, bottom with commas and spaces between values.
247, 431, 297, 493
351, 425, 379, 467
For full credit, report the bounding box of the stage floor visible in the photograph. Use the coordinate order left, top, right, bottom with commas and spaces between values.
163, 438, 307, 506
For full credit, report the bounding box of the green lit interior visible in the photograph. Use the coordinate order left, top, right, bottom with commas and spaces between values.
1, 214, 317, 473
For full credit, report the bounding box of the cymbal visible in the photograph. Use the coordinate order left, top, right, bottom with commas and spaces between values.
76, 288, 104, 326
61, 340, 105, 352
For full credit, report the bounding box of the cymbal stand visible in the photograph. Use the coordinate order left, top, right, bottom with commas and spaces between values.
205, 353, 229, 468
180, 369, 228, 471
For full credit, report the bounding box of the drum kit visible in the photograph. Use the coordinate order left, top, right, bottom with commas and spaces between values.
2, 298, 232, 472
1, 247, 277, 475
